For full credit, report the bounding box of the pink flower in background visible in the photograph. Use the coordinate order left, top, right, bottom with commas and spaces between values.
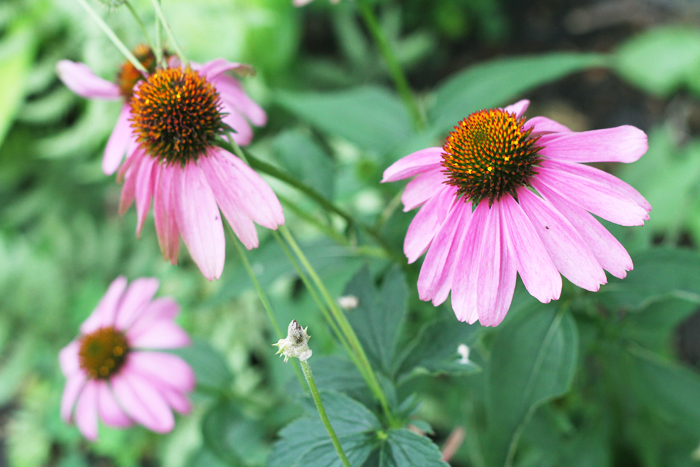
56, 49, 266, 175
293, 0, 340, 6
382, 99, 651, 327
120, 61, 284, 281
60, 276, 195, 441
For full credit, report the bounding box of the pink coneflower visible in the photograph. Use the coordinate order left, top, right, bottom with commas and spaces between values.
56, 48, 266, 175
382, 100, 651, 327
120, 61, 284, 280
59, 276, 194, 440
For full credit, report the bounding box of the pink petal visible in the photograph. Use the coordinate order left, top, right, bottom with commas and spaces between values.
503, 99, 530, 118
96, 380, 132, 427
56, 60, 121, 100
128, 351, 195, 392
114, 277, 160, 331
534, 181, 632, 279
401, 167, 446, 212
199, 59, 254, 80
127, 298, 180, 338
158, 385, 191, 414
517, 187, 606, 292
404, 186, 454, 263
500, 194, 561, 303
119, 151, 145, 216
81, 276, 128, 334
526, 116, 572, 135
111, 371, 175, 433
199, 154, 259, 250
221, 104, 254, 146
61, 373, 86, 423
135, 156, 157, 237
214, 75, 267, 126
153, 165, 181, 264
75, 381, 99, 441
103, 105, 133, 175
491, 208, 518, 326
539, 125, 648, 164
537, 163, 650, 226
173, 162, 226, 281
382, 147, 443, 182
59, 341, 81, 376
128, 320, 191, 349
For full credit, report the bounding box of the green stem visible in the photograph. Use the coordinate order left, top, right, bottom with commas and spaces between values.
150, 0, 188, 66
124, 1, 154, 51
357, 0, 424, 130
279, 225, 397, 426
226, 225, 307, 389
153, 0, 164, 67
300, 360, 353, 467
75, 0, 148, 75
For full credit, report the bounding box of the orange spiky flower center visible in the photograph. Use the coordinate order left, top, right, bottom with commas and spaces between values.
116, 44, 157, 98
131, 67, 223, 165
78, 327, 129, 380
442, 109, 543, 205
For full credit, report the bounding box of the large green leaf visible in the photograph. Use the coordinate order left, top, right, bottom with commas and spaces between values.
0, 23, 35, 149
430, 53, 607, 135
379, 429, 448, 467
485, 305, 578, 467
202, 401, 269, 466
275, 86, 412, 154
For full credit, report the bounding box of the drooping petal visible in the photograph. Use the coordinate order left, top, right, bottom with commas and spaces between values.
119, 151, 145, 216
111, 371, 174, 433
75, 381, 99, 441
153, 165, 181, 264
61, 373, 86, 423
173, 161, 226, 281
158, 385, 191, 414
401, 167, 447, 212
535, 181, 633, 279
382, 147, 443, 182
214, 75, 267, 126
404, 186, 454, 263
536, 163, 650, 226
539, 126, 648, 164
127, 298, 180, 338
517, 187, 606, 292
128, 320, 191, 349
221, 103, 254, 146
503, 99, 530, 118
114, 278, 160, 331
96, 380, 132, 427
103, 105, 133, 175
199, 153, 259, 250
134, 156, 157, 237
526, 116, 573, 135
81, 276, 128, 334
500, 194, 561, 303
127, 351, 195, 392
56, 60, 121, 100
490, 207, 518, 326
199, 59, 254, 80
59, 341, 81, 376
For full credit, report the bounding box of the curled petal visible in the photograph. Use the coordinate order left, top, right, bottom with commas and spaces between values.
200, 59, 254, 80
503, 99, 530, 118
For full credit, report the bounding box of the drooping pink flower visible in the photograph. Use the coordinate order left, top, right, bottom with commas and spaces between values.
56, 48, 266, 175
382, 100, 651, 327
120, 61, 284, 280
59, 276, 195, 441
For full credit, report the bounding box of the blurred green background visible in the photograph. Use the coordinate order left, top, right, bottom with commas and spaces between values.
3, 0, 700, 466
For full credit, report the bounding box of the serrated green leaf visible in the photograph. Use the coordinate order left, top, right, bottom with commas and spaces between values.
344, 265, 408, 374
275, 86, 412, 154
486, 305, 578, 467
379, 429, 448, 467
430, 53, 607, 135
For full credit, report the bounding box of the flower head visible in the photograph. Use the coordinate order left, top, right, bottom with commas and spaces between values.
119, 60, 284, 281
274, 320, 312, 362
59, 277, 195, 440
382, 100, 651, 327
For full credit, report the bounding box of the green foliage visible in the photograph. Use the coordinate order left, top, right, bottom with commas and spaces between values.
379, 429, 448, 467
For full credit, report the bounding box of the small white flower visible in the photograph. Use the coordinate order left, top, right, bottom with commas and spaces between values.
337, 295, 359, 310
274, 320, 313, 362
457, 344, 470, 364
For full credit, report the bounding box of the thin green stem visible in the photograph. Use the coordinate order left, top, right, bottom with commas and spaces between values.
300, 360, 353, 467
153, 0, 164, 67
75, 0, 148, 75
124, 1, 154, 51
226, 225, 307, 389
357, 0, 424, 130
150, 0, 188, 66
279, 225, 397, 426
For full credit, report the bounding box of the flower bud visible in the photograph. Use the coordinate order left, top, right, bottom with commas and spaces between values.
274, 320, 312, 362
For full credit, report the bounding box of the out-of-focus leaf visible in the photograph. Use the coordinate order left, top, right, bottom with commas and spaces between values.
395, 318, 481, 382
0, 337, 39, 405
311, 356, 370, 401
269, 391, 381, 467
379, 429, 448, 467
202, 401, 269, 466
343, 265, 408, 374
430, 53, 607, 135
614, 26, 700, 97
0, 23, 35, 149
486, 305, 578, 467
272, 129, 335, 200
601, 249, 700, 309
187, 449, 230, 467
276, 86, 412, 154
170, 339, 233, 393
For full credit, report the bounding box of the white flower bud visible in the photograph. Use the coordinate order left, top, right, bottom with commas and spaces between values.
457, 344, 470, 364
337, 295, 359, 310
274, 320, 313, 362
